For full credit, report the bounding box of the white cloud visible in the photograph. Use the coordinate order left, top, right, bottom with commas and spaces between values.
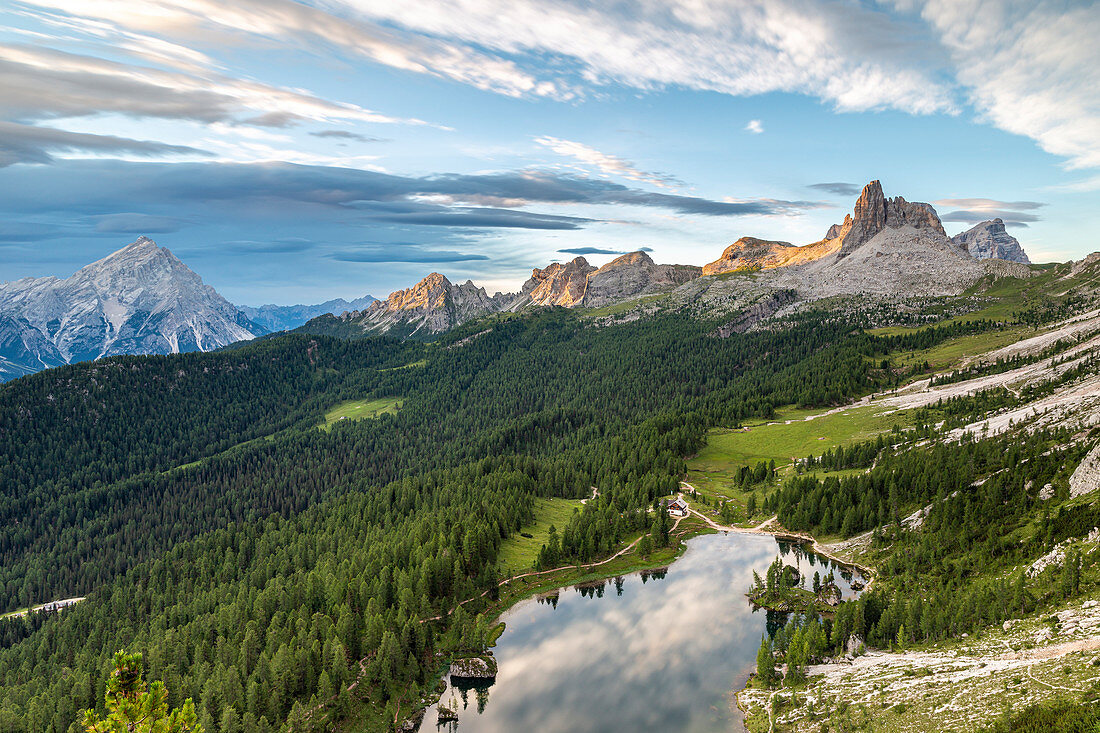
1052, 174, 1100, 193
932, 198, 1043, 213
908, 0, 1100, 170
11, 0, 1100, 179
338, 0, 955, 114
534, 136, 681, 189
18, 0, 954, 114
0, 42, 425, 129
745, 119, 764, 134
17, 0, 562, 100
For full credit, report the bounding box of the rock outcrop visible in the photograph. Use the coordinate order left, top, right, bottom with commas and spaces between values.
712, 289, 798, 337
1070, 443, 1100, 498
828, 180, 946, 257
0, 237, 265, 381
583, 251, 700, 307
951, 219, 1032, 264
703, 236, 838, 275
519, 256, 596, 307
347, 273, 497, 336
703, 237, 795, 274
448, 656, 497, 679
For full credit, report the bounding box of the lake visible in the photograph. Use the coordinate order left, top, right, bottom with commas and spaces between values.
420, 531, 863, 732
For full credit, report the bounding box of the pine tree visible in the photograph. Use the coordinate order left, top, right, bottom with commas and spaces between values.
755, 636, 776, 687
81, 651, 203, 733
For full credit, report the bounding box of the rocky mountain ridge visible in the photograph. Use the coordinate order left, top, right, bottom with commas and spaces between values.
331, 250, 701, 336
339, 272, 497, 336
0, 237, 265, 381
327, 180, 1036, 338
239, 295, 376, 332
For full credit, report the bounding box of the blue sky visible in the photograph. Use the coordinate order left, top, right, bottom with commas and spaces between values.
1, 0, 1098, 305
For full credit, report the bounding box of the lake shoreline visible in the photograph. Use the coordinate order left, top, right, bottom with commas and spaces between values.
405, 504, 870, 732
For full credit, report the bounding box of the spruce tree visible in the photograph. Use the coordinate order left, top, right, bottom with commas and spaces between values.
81, 651, 203, 733
755, 636, 775, 687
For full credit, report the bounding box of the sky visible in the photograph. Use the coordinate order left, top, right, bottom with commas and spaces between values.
1, 0, 1098, 305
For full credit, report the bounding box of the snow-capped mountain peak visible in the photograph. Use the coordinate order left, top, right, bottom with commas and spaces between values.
0, 237, 266, 380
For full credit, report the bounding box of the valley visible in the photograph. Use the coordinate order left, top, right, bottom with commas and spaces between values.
0, 181, 1098, 733
7, 4, 1100, 731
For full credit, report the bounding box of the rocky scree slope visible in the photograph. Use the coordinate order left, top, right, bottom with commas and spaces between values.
0, 237, 265, 381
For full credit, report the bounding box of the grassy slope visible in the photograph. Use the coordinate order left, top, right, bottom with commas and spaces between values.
320, 397, 403, 430
495, 497, 585, 575
888, 328, 1033, 371
687, 404, 901, 512
579, 293, 669, 318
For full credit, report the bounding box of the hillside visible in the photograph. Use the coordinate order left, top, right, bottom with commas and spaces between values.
1, 257, 1099, 731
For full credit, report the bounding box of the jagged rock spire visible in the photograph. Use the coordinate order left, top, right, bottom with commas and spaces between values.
830, 180, 945, 257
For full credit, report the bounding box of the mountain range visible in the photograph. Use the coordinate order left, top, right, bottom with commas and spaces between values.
311, 180, 1033, 338
0, 238, 376, 381
238, 296, 377, 332
0, 181, 1034, 380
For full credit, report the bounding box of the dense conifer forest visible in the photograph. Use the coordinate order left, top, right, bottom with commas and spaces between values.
2, 301, 1086, 732
0, 307, 910, 732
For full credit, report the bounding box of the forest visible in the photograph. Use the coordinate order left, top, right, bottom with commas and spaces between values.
0, 305, 922, 732
1, 297, 1075, 731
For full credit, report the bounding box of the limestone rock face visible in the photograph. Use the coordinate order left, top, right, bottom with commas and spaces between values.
1070, 443, 1100, 498
702, 238, 795, 275
522, 256, 596, 307
1070, 252, 1100, 277
703, 236, 838, 276
583, 251, 700, 307
829, 180, 946, 257
351, 272, 497, 336
951, 219, 1032, 264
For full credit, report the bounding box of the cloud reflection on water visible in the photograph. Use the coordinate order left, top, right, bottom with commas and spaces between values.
425, 532, 862, 733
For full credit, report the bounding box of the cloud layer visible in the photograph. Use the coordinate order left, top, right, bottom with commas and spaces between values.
934, 197, 1045, 227
808, 182, 861, 197
0, 161, 815, 219
6, 0, 1100, 177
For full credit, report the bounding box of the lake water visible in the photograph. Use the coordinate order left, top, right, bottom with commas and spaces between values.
421, 531, 863, 733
